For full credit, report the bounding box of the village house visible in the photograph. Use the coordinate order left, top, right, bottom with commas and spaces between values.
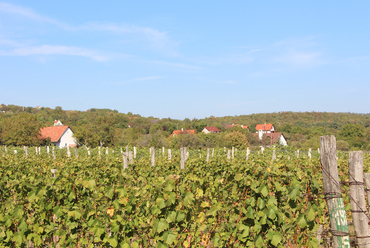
169, 129, 196, 138
201, 127, 220, 134
254, 123, 287, 146
225, 124, 249, 130
40, 121, 77, 148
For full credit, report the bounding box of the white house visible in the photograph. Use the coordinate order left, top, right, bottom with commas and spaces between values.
256, 123, 275, 139
40, 125, 77, 148
202, 127, 220, 134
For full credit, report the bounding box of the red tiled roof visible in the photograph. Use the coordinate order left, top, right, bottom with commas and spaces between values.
241, 126, 249, 129
40, 126, 69, 142
254, 132, 284, 143
255, 123, 273, 131
226, 124, 238, 129
169, 129, 196, 138
205, 127, 220, 132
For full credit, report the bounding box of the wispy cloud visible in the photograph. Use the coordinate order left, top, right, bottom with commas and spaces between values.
82, 23, 179, 56
274, 51, 325, 67
215, 80, 238, 85
0, 2, 178, 55
151, 60, 201, 70
0, 2, 70, 29
133, 76, 165, 81
0, 45, 109, 61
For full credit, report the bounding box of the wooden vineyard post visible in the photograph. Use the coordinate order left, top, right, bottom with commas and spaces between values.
67, 146, 70, 157
364, 174, 370, 211
320, 135, 350, 248
168, 149, 172, 160
87, 148, 91, 156
246, 147, 250, 161
206, 148, 210, 163
227, 150, 231, 160
232, 147, 235, 159
24, 146, 28, 158
35, 147, 38, 155
128, 151, 133, 164
180, 147, 187, 169
261, 147, 264, 154
348, 151, 370, 247
134, 147, 136, 158
151, 147, 155, 167
212, 148, 214, 157
38, 147, 41, 155
271, 150, 276, 162
122, 152, 128, 170
106, 147, 109, 155
308, 148, 312, 159
47, 146, 50, 154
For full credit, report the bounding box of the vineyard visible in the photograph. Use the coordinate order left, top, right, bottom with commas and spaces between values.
1, 146, 369, 247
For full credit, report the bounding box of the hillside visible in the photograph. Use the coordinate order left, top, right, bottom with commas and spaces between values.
0, 104, 369, 150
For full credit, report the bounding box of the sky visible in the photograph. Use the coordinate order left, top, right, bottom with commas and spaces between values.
0, 1, 369, 119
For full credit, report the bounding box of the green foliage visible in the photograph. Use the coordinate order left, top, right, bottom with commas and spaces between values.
224, 131, 249, 149
0, 146, 334, 247
0, 113, 43, 146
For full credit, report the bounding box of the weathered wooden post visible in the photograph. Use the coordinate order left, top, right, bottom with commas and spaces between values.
232, 147, 235, 159
106, 147, 109, 155
134, 147, 137, 158
67, 146, 70, 157
128, 151, 133, 164
122, 152, 128, 170
14, 149, 17, 154
162, 147, 165, 156
168, 149, 172, 160
87, 148, 91, 156
206, 148, 210, 163
180, 147, 186, 169
308, 148, 312, 158
98, 147, 101, 159
35, 147, 38, 155
47, 146, 50, 154
271, 150, 276, 162
320, 135, 350, 248
246, 147, 250, 161
24, 146, 28, 158
151, 147, 155, 167
38, 147, 41, 155
261, 147, 264, 154
348, 151, 370, 247
212, 148, 214, 157
364, 174, 370, 212
227, 150, 231, 160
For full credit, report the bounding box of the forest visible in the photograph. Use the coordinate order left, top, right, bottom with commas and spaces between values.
0, 104, 369, 151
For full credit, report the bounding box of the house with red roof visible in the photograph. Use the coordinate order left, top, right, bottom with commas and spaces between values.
253, 132, 287, 146
40, 125, 77, 148
225, 124, 249, 131
169, 129, 196, 138
202, 127, 220, 134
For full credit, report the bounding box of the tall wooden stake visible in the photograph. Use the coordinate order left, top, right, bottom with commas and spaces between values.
151, 147, 155, 167
206, 148, 210, 163
348, 151, 370, 247
320, 135, 350, 248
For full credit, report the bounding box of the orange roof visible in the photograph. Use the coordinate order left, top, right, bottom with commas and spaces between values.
169, 129, 196, 138
253, 132, 284, 143
255, 123, 273, 131
241, 125, 249, 129
226, 124, 238, 129
40, 126, 69, 142
205, 127, 220, 132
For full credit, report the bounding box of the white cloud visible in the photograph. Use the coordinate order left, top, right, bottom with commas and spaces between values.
0, 45, 109, 61
0, 2, 69, 29
133, 76, 165, 81
274, 51, 325, 67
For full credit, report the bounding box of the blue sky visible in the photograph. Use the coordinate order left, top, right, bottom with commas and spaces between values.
0, 1, 369, 119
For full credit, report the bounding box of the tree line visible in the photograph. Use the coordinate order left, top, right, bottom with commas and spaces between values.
0, 104, 369, 150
